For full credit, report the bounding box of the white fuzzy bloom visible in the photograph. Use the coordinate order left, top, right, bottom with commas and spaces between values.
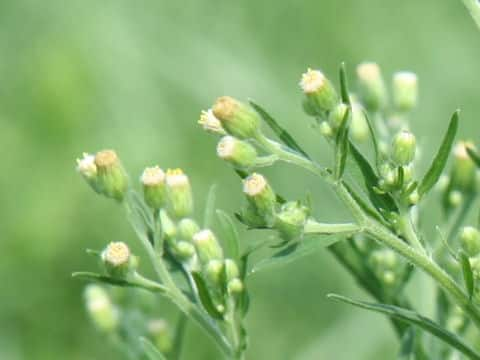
193, 229, 215, 245
216, 136, 236, 159
102, 242, 130, 267
357, 62, 381, 81
166, 169, 189, 188
141, 166, 165, 186
394, 71, 417, 86
198, 109, 226, 134
76, 153, 97, 178
299, 68, 326, 94
243, 173, 267, 196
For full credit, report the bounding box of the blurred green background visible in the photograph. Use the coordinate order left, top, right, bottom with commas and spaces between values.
1, 0, 480, 359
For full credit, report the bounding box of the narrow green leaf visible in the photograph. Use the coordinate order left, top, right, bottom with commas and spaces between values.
398, 327, 415, 360
191, 272, 223, 320
140, 337, 167, 360
203, 184, 217, 228
86, 249, 101, 257
467, 146, 480, 168
249, 235, 345, 276
349, 143, 398, 214
249, 100, 310, 159
334, 108, 351, 179
363, 111, 381, 168
216, 209, 240, 261
339, 62, 351, 105
72, 272, 167, 294
418, 111, 459, 196
404, 181, 418, 196
459, 250, 475, 300
328, 293, 480, 360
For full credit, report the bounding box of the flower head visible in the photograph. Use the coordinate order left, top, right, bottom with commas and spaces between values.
199, 109, 226, 135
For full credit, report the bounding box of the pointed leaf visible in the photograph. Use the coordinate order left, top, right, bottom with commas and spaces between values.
339, 62, 351, 105
249, 100, 310, 158
418, 111, 459, 196
467, 146, 480, 168
249, 234, 345, 276
364, 111, 381, 168
216, 209, 240, 261
72, 272, 167, 294
459, 250, 475, 300
398, 327, 415, 360
204, 184, 218, 228
140, 337, 167, 360
328, 293, 480, 360
191, 272, 223, 320
334, 108, 351, 179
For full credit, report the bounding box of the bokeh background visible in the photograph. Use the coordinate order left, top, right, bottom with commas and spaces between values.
1, 0, 480, 359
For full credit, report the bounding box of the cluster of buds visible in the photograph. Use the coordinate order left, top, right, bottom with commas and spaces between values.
368, 249, 403, 288
77, 150, 129, 201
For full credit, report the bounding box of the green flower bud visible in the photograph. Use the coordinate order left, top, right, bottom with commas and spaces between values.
101, 242, 135, 278
76, 153, 101, 194
205, 259, 225, 287
148, 319, 173, 354
198, 109, 226, 135
227, 278, 244, 295
351, 102, 369, 143
402, 164, 414, 184
299, 68, 338, 114
274, 201, 309, 240
192, 229, 224, 264
243, 173, 276, 224
356, 62, 388, 111
159, 210, 177, 246
165, 169, 193, 218
408, 190, 420, 205
217, 136, 257, 168
174, 240, 196, 261
84, 285, 118, 332
94, 150, 129, 201
212, 96, 260, 139
449, 190, 463, 207
391, 130, 416, 166
382, 270, 396, 286
328, 103, 348, 129
460, 226, 480, 257
177, 218, 200, 242
369, 249, 397, 269
225, 259, 240, 281
393, 71, 418, 112
141, 166, 166, 210
451, 142, 476, 191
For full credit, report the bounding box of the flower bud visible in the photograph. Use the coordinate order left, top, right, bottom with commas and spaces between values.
177, 218, 200, 242
391, 130, 416, 166
328, 103, 348, 129
393, 71, 418, 112
227, 278, 244, 295
192, 229, 224, 264
198, 109, 226, 135
212, 97, 260, 139
159, 210, 177, 246
94, 150, 128, 201
382, 270, 396, 286
148, 319, 173, 354
408, 190, 420, 205
356, 62, 387, 111
225, 259, 240, 281
299, 68, 338, 114
217, 136, 257, 168
101, 242, 135, 278
319, 121, 333, 137
274, 201, 309, 240
205, 259, 225, 287
243, 173, 276, 224
449, 190, 463, 207
76, 153, 101, 193
84, 285, 119, 332
141, 166, 166, 210
175, 241, 196, 260
165, 169, 193, 218
460, 226, 480, 257
451, 142, 476, 191
350, 102, 369, 143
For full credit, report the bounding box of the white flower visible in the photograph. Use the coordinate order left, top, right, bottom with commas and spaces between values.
141, 166, 165, 186
299, 68, 326, 94
198, 109, 226, 134
76, 153, 97, 178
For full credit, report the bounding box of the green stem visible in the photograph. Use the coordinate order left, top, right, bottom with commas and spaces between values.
399, 211, 426, 255
462, 0, 480, 30
304, 219, 361, 235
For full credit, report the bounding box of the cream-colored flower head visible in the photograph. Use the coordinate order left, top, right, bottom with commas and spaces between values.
216, 136, 236, 159
243, 173, 267, 196
102, 242, 131, 267
394, 71, 417, 86
141, 166, 165, 186
166, 168, 189, 187
76, 153, 97, 178
192, 229, 214, 245
299, 68, 326, 94
199, 109, 225, 134
357, 62, 381, 81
